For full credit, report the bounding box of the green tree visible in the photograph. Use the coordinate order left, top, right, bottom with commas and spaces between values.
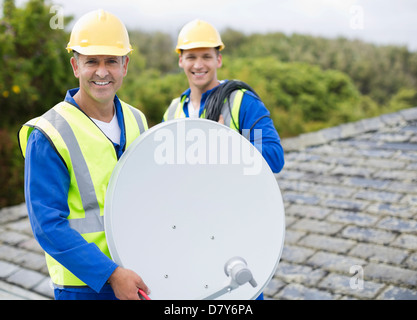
220, 29, 417, 108
219, 56, 361, 135
129, 30, 178, 73
0, 0, 76, 128
119, 69, 187, 127
0, 0, 75, 207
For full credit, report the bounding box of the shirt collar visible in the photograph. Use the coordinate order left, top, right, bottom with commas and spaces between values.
64, 88, 126, 155
180, 80, 227, 101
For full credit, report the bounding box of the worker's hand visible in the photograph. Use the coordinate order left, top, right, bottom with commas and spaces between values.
108, 266, 150, 300
218, 114, 225, 125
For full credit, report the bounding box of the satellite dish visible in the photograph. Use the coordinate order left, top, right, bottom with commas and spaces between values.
104, 119, 285, 300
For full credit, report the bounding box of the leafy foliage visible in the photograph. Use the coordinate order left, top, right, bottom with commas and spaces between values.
0, 126, 24, 207
0, 0, 77, 127
221, 29, 417, 106
1, 0, 417, 207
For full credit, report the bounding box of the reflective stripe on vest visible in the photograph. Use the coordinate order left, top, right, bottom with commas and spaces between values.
19, 101, 146, 235
163, 89, 245, 131
18, 100, 147, 287
45, 108, 104, 233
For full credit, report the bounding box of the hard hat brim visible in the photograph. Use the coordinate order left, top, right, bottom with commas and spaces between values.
67, 45, 133, 56
176, 42, 225, 54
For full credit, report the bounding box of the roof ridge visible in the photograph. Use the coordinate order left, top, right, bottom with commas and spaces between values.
282, 106, 417, 151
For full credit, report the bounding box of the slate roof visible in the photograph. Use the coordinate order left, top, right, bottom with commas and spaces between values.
1, 107, 416, 300
269, 107, 417, 300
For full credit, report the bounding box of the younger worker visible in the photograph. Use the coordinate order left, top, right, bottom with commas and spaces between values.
18, 10, 149, 300
163, 19, 285, 174
163, 19, 285, 300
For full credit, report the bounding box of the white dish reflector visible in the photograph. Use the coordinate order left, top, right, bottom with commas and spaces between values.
104, 119, 285, 300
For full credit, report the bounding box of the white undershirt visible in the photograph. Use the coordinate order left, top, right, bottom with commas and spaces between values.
91, 108, 121, 145
187, 100, 200, 118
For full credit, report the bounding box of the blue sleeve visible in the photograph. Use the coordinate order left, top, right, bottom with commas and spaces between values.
239, 92, 285, 173
24, 129, 117, 292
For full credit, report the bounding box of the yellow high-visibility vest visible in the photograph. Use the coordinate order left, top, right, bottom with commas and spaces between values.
163, 89, 245, 131
18, 100, 147, 287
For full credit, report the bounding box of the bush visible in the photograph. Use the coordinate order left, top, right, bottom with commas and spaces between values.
218, 56, 361, 135
0, 127, 24, 207
0, 0, 76, 127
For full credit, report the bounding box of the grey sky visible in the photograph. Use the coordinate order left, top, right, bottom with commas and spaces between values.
17, 0, 417, 51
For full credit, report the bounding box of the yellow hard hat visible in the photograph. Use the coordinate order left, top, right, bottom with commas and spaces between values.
175, 19, 225, 54
66, 9, 132, 56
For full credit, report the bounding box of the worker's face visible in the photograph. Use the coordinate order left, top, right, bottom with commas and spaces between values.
70, 54, 129, 105
179, 47, 222, 92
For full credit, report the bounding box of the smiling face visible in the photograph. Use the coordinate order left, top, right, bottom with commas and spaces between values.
179, 47, 222, 93
70, 54, 129, 116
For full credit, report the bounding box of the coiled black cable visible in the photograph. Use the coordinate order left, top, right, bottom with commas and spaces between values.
204, 80, 260, 129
